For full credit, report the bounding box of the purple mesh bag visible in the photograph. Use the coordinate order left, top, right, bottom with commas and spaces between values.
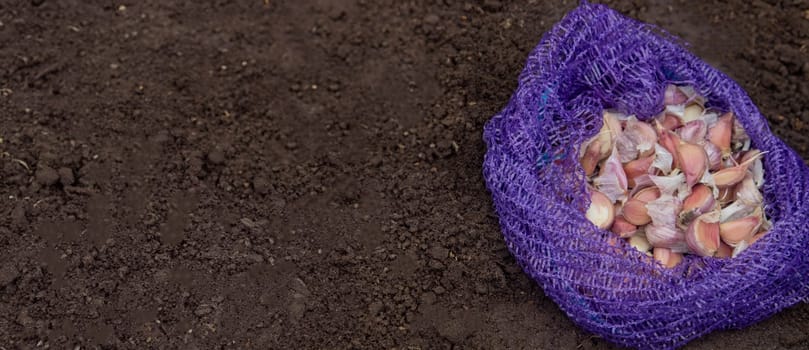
482, 2, 809, 349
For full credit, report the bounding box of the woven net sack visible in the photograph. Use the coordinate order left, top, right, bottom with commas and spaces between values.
482, 2, 809, 349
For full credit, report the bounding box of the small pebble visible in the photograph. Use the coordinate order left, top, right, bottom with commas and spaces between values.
194, 304, 213, 316
207, 149, 225, 165
253, 177, 270, 195
58, 167, 75, 185
35, 165, 60, 186
11, 205, 27, 227
423, 14, 440, 25
0, 265, 20, 287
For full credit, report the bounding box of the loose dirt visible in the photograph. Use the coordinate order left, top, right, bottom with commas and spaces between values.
1, 0, 808, 348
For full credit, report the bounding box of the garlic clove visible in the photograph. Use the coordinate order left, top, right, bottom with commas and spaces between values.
704, 141, 722, 171
676, 141, 709, 188
713, 150, 763, 188
622, 198, 652, 226
736, 172, 763, 206
712, 167, 747, 188
653, 247, 683, 268
680, 184, 716, 224
682, 103, 704, 123
660, 113, 683, 131
646, 224, 686, 250
611, 216, 638, 238
715, 241, 733, 258
719, 207, 762, 246
624, 155, 655, 188
586, 190, 615, 229
656, 125, 682, 170
580, 133, 612, 176
707, 112, 733, 158
685, 210, 721, 257
677, 120, 707, 144
629, 233, 652, 253
633, 186, 661, 203
664, 84, 688, 105
593, 147, 629, 203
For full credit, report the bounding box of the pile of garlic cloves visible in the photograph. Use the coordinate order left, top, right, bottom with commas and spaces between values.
582, 85, 771, 268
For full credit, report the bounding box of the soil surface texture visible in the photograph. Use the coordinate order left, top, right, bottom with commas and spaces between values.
1, 0, 808, 349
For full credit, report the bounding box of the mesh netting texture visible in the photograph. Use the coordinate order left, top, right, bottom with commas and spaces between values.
482, 2, 809, 350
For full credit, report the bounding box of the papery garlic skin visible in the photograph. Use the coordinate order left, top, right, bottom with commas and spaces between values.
593, 147, 629, 203
652, 143, 673, 175
704, 141, 722, 171
664, 85, 687, 105
665, 105, 685, 120
678, 120, 707, 144
656, 126, 682, 170
645, 194, 686, 250
731, 117, 750, 151
720, 200, 756, 223
736, 173, 763, 206
616, 117, 658, 162
748, 231, 768, 245
731, 240, 750, 258
649, 172, 686, 197
707, 112, 733, 157
741, 149, 765, 188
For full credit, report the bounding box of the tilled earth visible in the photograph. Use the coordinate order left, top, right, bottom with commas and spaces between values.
1, 0, 808, 349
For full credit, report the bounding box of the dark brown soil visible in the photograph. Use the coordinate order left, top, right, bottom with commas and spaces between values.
1, 0, 808, 349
